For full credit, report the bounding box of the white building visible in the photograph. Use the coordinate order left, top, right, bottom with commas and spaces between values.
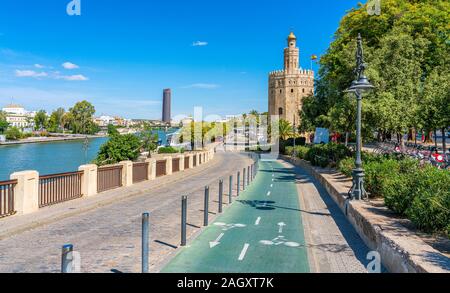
2, 104, 36, 129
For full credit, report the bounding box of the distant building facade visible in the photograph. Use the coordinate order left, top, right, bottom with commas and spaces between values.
162, 89, 172, 123
2, 104, 36, 129
268, 32, 314, 125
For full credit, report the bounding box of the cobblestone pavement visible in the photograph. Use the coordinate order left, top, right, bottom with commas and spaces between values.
282, 160, 371, 273
0, 151, 253, 273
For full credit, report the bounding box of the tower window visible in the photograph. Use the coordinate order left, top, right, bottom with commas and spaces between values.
302, 88, 305, 93
291, 89, 294, 93
278, 107, 283, 115
280, 89, 282, 94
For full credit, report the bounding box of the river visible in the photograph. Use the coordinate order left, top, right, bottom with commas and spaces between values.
0, 129, 178, 181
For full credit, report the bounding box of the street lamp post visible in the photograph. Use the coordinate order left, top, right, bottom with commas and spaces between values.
346, 34, 374, 200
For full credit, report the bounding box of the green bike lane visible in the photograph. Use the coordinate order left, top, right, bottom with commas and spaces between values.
161, 160, 310, 273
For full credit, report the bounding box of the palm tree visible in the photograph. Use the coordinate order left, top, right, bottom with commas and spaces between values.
278, 119, 293, 141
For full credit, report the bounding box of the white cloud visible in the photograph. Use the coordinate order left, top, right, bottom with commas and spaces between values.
183, 83, 220, 89
192, 41, 208, 47
57, 74, 89, 81
15, 70, 48, 78
34, 64, 45, 69
62, 62, 79, 70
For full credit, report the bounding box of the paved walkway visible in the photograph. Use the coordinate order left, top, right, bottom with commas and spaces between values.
0, 151, 253, 273
162, 160, 370, 273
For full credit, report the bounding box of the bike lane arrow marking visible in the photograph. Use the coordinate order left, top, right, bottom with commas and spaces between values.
209, 233, 225, 248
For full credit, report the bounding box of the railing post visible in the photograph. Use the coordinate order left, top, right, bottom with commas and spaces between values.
204, 186, 209, 226
218, 179, 223, 213
181, 196, 187, 246
61, 244, 74, 273
10, 171, 39, 215
237, 171, 240, 197
145, 158, 156, 180
243, 168, 246, 190
164, 156, 173, 176
78, 164, 98, 197
179, 155, 185, 172
119, 161, 133, 187
247, 166, 250, 185
229, 175, 233, 203
142, 212, 149, 273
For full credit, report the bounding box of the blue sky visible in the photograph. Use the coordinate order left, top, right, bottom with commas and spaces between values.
0, 0, 360, 119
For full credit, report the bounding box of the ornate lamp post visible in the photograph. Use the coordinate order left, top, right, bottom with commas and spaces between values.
345, 34, 374, 200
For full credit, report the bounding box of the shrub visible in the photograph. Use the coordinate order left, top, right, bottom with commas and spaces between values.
364, 159, 400, 198
158, 146, 184, 154
382, 173, 416, 214
405, 166, 450, 235
285, 146, 310, 159
5, 127, 23, 141
305, 143, 352, 168
338, 157, 354, 177
94, 134, 141, 165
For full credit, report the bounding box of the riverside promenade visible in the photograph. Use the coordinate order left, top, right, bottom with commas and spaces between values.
0, 150, 254, 273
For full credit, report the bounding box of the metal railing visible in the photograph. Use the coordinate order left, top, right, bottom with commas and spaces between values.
0, 179, 17, 218
193, 156, 197, 167
156, 160, 166, 177
133, 162, 149, 184
184, 157, 190, 169
97, 165, 123, 193
39, 171, 83, 208
172, 158, 180, 173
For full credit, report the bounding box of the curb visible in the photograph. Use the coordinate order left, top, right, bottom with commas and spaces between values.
281, 155, 450, 273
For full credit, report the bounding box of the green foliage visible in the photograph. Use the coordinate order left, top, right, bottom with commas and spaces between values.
158, 146, 184, 154
94, 134, 141, 165
34, 110, 48, 131
285, 146, 310, 160
406, 166, 450, 235
0, 111, 9, 134
301, 0, 450, 142
139, 130, 159, 156
305, 143, 352, 168
68, 101, 98, 134
338, 157, 354, 177
47, 108, 66, 133
107, 124, 120, 136
5, 126, 23, 140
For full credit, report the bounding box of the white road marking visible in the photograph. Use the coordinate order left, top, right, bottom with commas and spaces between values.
278, 222, 286, 233
238, 243, 250, 261
267, 191, 271, 196
270, 184, 273, 188
209, 233, 225, 248
255, 217, 261, 226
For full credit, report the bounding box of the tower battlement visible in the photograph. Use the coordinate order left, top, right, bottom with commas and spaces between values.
269, 69, 314, 78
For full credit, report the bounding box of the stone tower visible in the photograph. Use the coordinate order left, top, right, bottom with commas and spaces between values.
268, 32, 314, 126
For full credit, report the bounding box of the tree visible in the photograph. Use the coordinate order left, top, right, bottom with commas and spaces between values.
278, 119, 293, 141
107, 124, 120, 136
5, 126, 23, 140
139, 128, 159, 157
47, 108, 65, 133
94, 134, 141, 165
0, 111, 9, 134
300, 0, 449, 143
34, 110, 48, 131
69, 101, 97, 134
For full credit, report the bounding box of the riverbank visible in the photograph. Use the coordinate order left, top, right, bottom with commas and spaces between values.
0, 134, 106, 146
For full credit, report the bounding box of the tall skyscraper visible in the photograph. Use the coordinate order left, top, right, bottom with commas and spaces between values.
162, 89, 172, 123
